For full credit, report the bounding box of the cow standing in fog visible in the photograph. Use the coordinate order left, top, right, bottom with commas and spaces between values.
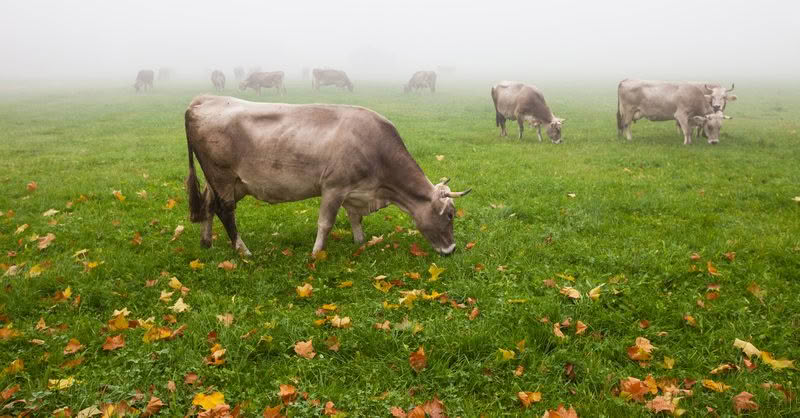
211, 70, 226, 91
239, 71, 286, 95
491, 81, 565, 143
404, 71, 437, 93
312, 69, 353, 91
617, 79, 731, 145
134, 70, 154, 93
184, 95, 471, 256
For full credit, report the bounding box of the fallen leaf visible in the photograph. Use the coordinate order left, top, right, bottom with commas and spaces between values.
588, 284, 604, 301
164, 199, 177, 209
159, 290, 174, 303
702, 379, 731, 392
189, 259, 205, 270
325, 335, 340, 352
663, 356, 675, 370
3, 359, 23, 374
337, 281, 353, 288
142, 326, 172, 343
14, 224, 28, 235
171, 225, 185, 241
374, 320, 391, 331
279, 384, 297, 404
38, 233, 56, 250
409, 243, 428, 257
627, 337, 654, 361
619, 377, 650, 402
517, 391, 542, 408
42, 209, 59, 217
27, 181, 38, 192
170, 297, 190, 313
64, 338, 84, 355
131, 232, 143, 246
112, 190, 125, 201
553, 323, 566, 339
141, 396, 164, 417
296, 283, 313, 298
295, 339, 316, 359
645, 394, 676, 414
366, 235, 384, 247
725, 251, 736, 261
732, 391, 758, 414
217, 261, 236, 271
167, 381, 176, 393
428, 264, 445, 281
684, 314, 697, 327
48, 376, 76, 390
137, 189, 148, 199
216, 313, 234, 327
707, 260, 721, 276
761, 351, 795, 370
193, 392, 225, 411
281, 248, 293, 256
331, 315, 351, 329
1, 384, 19, 400
560, 287, 581, 299
733, 339, 761, 358
542, 404, 578, 418
710, 363, 737, 374
102, 334, 125, 351
747, 282, 766, 302
465, 241, 476, 250
575, 320, 588, 335
435, 155, 444, 161
498, 348, 515, 361
373, 280, 393, 293
409, 346, 427, 372
184, 372, 200, 385
204, 343, 226, 366
468, 307, 479, 320
514, 365, 525, 376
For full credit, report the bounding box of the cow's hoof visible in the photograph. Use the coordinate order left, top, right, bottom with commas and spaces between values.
200, 239, 212, 248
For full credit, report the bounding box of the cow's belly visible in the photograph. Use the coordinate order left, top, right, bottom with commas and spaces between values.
238, 170, 321, 204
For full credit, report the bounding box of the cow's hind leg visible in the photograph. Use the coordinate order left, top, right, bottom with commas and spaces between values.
517, 119, 524, 140
496, 114, 507, 137
216, 199, 251, 256
536, 123, 543, 142
200, 186, 216, 248
313, 192, 344, 255
343, 206, 364, 244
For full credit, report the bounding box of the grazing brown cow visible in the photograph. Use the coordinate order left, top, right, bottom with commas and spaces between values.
312, 68, 353, 91
617, 79, 731, 145
404, 71, 437, 93
184, 95, 471, 256
134, 70, 154, 93
239, 71, 286, 95
211, 70, 226, 91
491, 81, 565, 142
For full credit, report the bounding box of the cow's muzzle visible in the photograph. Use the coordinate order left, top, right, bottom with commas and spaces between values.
436, 243, 456, 256
708, 139, 719, 145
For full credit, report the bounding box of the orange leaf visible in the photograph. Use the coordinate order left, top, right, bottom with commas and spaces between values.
409, 346, 427, 372
619, 377, 650, 402
102, 334, 125, 351
702, 379, 731, 392
294, 339, 316, 359
465, 242, 476, 250
296, 283, 313, 298
575, 320, 587, 335
1, 384, 20, 400
325, 336, 340, 352
645, 395, 676, 414
27, 181, 38, 192
707, 260, 721, 276
468, 307, 480, 320
409, 243, 428, 257
131, 232, 142, 246
141, 396, 164, 417
263, 404, 285, 418
63, 338, 84, 355
553, 323, 566, 339
517, 391, 542, 408
559, 287, 581, 299
279, 384, 297, 404
217, 261, 236, 271
542, 404, 578, 418
732, 391, 758, 413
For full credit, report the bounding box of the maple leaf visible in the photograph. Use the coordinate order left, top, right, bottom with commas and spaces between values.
428, 264, 445, 281
707, 260, 721, 276
553, 323, 566, 339
48, 376, 76, 390
102, 334, 125, 351
205, 343, 226, 366
216, 313, 234, 327
184, 372, 201, 385
465, 241, 476, 250
325, 335, 340, 352
142, 326, 172, 343
732, 391, 758, 413
38, 233, 56, 250
167, 381, 176, 392
619, 377, 650, 402
588, 284, 604, 301
112, 190, 125, 201
14, 224, 28, 235
747, 282, 766, 302
337, 281, 353, 288
560, 287, 581, 300
627, 337, 654, 361
64, 338, 84, 355
218, 261, 236, 271
761, 351, 795, 370
409, 243, 428, 257
160, 290, 174, 303
517, 391, 542, 408
409, 346, 427, 372
331, 315, 351, 329
295, 339, 316, 359
468, 307, 480, 320
366, 235, 384, 247
189, 259, 205, 270
140, 396, 164, 417
542, 404, 578, 418
702, 379, 731, 392
733, 338, 761, 358
279, 384, 298, 404
573, 320, 588, 335
171, 225, 185, 241
131, 232, 143, 246
710, 363, 737, 374
684, 314, 697, 327
645, 394, 676, 414
374, 320, 391, 331
170, 297, 190, 313
263, 404, 285, 418
663, 356, 675, 369
296, 283, 313, 298
193, 392, 225, 410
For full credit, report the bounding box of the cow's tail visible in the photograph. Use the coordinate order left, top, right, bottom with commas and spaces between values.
491, 86, 501, 127
185, 110, 208, 223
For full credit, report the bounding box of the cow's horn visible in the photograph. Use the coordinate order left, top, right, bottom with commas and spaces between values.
704, 84, 713, 92
439, 177, 450, 185
448, 189, 471, 198
728, 83, 734, 92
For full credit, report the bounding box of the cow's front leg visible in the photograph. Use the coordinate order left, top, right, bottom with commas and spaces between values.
344, 206, 364, 244
517, 119, 524, 139
536, 124, 543, 142
676, 115, 692, 145
216, 200, 251, 256
313, 193, 344, 255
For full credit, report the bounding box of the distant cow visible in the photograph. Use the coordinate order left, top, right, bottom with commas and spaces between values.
134, 70, 154, 93
211, 70, 226, 91
617, 79, 731, 145
184, 95, 471, 256
239, 71, 286, 95
404, 71, 437, 93
312, 69, 353, 91
491, 81, 565, 143
234, 67, 245, 81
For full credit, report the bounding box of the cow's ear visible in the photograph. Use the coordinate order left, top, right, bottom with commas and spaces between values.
726, 94, 737, 102
692, 116, 707, 125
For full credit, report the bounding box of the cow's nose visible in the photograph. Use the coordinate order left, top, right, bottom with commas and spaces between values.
708, 139, 719, 145
437, 243, 456, 255
712, 105, 721, 111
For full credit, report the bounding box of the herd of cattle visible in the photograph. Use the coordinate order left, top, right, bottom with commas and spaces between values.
172, 69, 738, 256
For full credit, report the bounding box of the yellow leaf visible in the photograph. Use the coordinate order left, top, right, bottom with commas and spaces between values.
733, 339, 761, 358
761, 351, 795, 370
168, 277, 183, 290
556, 273, 576, 281
497, 348, 515, 361
170, 297, 190, 313
48, 376, 76, 390
112, 190, 126, 202
373, 280, 393, 293
189, 259, 204, 270
588, 284, 605, 301
142, 327, 171, 343
313, 250, 328, 261
321, 304, 337, 311
337, 281, 353, 288
3, 358, 24, 374
702, 379, 731, 392
159, 290, 174, 303
164, 199, 177, 209
192, 391, 225, 410
331, 315, 351, 329
559, 287, 581, 299
14, 224, 29, 235
663, 356, 675, 370
517, 391, 542, 408
296, 283, 313, 298
428, 264, 445, 281
108, 314, 129, 331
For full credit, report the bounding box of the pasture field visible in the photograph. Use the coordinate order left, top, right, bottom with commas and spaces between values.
1, 79, 799, 416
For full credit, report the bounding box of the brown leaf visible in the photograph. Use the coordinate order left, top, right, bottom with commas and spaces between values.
409, 346, 427, 372
167, 380, 176, 393
465, 241, 476, 250
542, 404, 578, 418
325, 335, 340, 352
514, 365, 525, 376
517, 391, 543, 408
294, 339, 316, 359
27, 181, 38, 192
184, 372, 200, 385
409, 243, 428, 257
575, 320, 588, 335
645, 395, 676, 413
279, 384, 297, 405
1, 384, 20, 400
390, 406, 407, 418
732, 391, 758, 413
639, 320, 650, 329
468, 307, 480, 320
63, 338, 84, 355
707, 260, 721, 276
553, 323, 566, 339
217, 260, 236, 271
627, 337, 654, 361
559, 287, 581, 299
216, 313, 234, 327
102, 334, 125, 351
263, 404, 285, 418
141, 396, 165, 417
131, 232, 143, 246
38, 233, 56, 250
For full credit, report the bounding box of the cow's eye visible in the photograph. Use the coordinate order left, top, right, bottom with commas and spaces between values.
447, 213, 453, 220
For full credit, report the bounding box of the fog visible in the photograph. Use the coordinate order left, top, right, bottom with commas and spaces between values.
1, 0, 798, 83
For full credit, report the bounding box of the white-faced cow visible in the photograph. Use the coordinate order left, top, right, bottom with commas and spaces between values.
617, 79, 731, 145
312, 68, 353, 91
491, 81, 565, 143
185, 95, 471, 256
134, 70, 154, 93
404, 71, 437, 93
239, 71, 286, 95
211, 70, 226, 91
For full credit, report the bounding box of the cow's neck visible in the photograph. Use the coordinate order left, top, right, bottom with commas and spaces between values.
379, 158, 433, 218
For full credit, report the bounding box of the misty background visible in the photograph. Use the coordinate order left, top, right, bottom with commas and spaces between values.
1, 0, 797, 83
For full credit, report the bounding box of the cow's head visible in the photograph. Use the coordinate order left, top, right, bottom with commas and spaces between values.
704, 84, 737, 112
547, 118, 565, 144
692, 112, 731, 145
415, 178, 471, 255
133, 81, 142, 92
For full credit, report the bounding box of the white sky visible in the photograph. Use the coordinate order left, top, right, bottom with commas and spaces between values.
1, 0, 797, 81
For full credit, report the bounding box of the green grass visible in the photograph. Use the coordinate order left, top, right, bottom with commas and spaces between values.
0, 80, 799, 416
